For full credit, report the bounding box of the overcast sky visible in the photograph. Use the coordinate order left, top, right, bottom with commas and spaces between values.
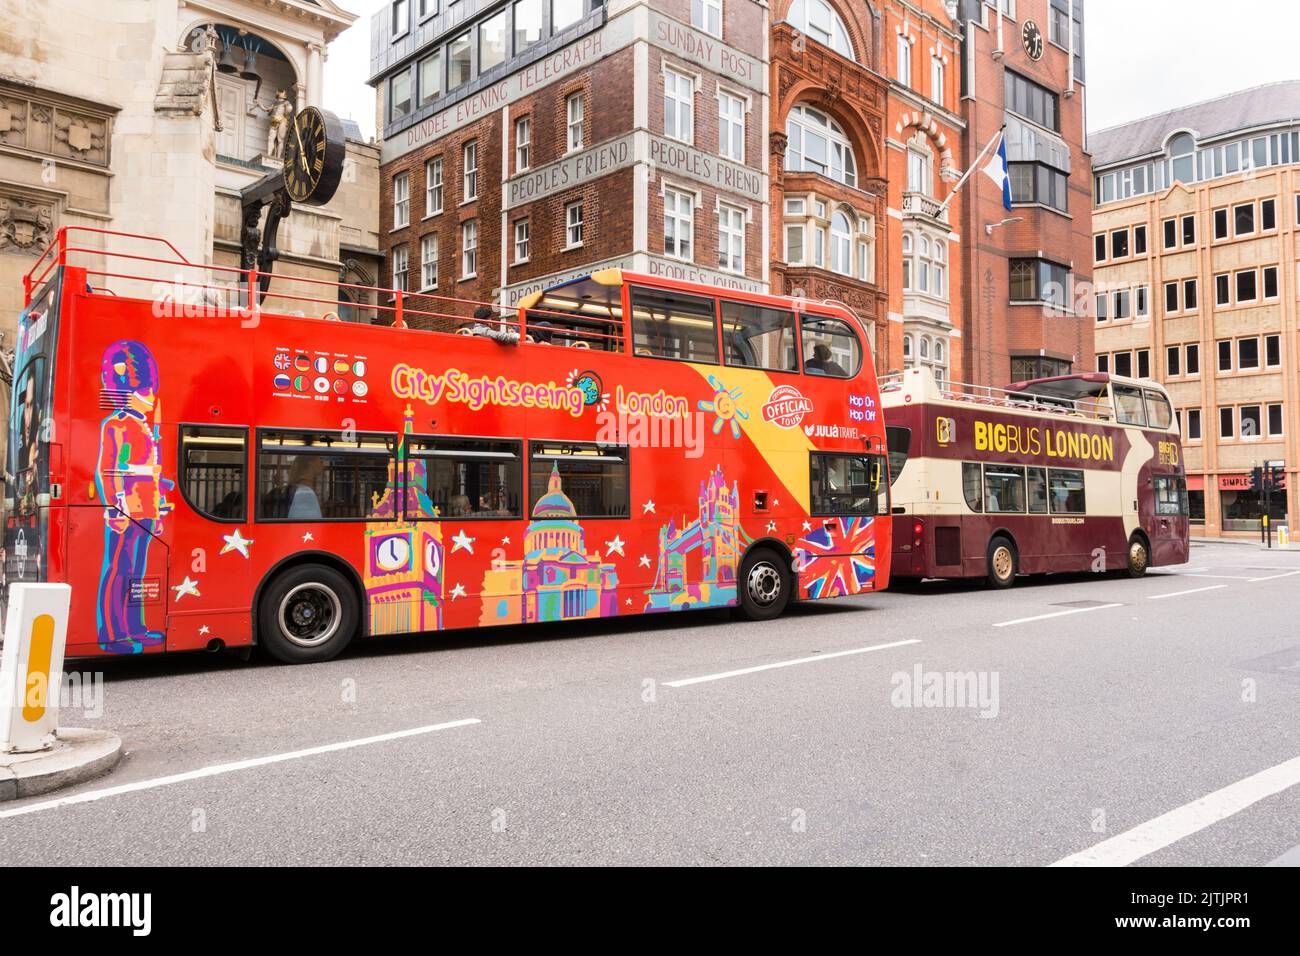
325, 0, 1300, 141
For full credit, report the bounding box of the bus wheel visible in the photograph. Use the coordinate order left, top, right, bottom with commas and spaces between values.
258, 564, 358, 664
1126, 534, 1150, 578
738, 547, 791, 621
986, 536, 1018, 589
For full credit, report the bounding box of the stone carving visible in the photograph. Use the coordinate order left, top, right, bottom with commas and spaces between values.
0, 196, 55, 255
248, 90, 293, 160
0, 87, 112, 165
53, 112, 107, 162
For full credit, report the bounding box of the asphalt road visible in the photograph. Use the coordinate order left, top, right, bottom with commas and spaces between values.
2, 540, 1298, 866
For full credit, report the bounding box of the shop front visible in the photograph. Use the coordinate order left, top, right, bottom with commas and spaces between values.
1218, 473, 1287, 533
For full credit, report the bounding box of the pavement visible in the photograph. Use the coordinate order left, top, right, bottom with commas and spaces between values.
0, 539, 1297, 866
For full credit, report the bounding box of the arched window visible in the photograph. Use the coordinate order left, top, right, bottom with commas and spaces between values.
919, 336, 930, 360
786, 105, 858, 187
1168, 132, 1195, 185
786, 0, 854, 60
903, 334, 913, 363
901, 233, 912, 290
831, 209, 853, 276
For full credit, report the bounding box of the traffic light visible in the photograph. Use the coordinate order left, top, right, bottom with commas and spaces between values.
1270, 464, 1287, 491
1250, 466, 1264, 493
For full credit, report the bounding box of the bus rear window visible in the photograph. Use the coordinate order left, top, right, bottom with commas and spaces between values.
810, 453, 881, 515
1112, 384, 1147, 426
1154, 476, 1186, 515
406, 437, 522, 519
1048, 469, 1086, 513
801, 315, 861, 378
181, 426, 247, 521
258, 431, 395, 521
630, 287, 718, 363
721, 300, 798, 372
529, 442, 630, 517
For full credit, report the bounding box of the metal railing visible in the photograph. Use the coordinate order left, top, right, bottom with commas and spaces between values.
879, 367, 1115, 421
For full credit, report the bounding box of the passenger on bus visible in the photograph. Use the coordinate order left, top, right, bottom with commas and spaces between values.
286, 456, 324, 520
805, 343, 847, 377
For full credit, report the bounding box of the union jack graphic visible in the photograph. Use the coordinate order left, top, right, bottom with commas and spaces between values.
795, 516, 876, 599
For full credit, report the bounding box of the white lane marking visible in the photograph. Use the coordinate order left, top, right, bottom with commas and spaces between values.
1156, 567, 1209, 575
1177, 573, 1257, 580
0, 719, 481, 820
665, 639, 921, 688
1248, 569, 1300, 583
992, 604, 1123, 628
1147, 584, 1227, 601
1052, 754, 1300, 867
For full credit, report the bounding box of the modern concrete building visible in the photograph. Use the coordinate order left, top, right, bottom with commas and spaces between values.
1091, 80, 1300, 536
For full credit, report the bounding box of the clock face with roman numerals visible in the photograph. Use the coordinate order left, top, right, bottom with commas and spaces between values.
1021, 19, 1044, 61
282, 106, 346, 206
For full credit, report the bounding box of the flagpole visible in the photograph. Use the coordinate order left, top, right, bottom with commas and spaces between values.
935, 123, 1006, 216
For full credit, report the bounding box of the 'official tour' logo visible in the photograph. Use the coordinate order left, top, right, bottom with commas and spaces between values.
761, 384, 814, 429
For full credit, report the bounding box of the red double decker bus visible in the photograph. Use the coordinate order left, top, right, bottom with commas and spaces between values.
883, 367, 1189, 587
3, 228, 891, 663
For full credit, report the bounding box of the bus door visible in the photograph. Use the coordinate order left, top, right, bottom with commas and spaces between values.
1151, 474, 1189, 565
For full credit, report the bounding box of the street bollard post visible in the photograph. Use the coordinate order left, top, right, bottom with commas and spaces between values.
0, 583, 72, 753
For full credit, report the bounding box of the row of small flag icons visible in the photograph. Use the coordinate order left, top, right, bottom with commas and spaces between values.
273, 352, 367, 377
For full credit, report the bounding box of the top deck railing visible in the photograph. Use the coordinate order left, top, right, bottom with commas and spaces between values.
22, 226, 625, 352
879, 368, 1116, 422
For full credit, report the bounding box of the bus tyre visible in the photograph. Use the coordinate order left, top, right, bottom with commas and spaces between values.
1126, 534, 1150, 578
986, 536, 1018, 589
258, 564, 359, 664
738, 547, 791, 621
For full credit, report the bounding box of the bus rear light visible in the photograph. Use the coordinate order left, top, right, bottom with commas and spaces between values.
912, 520, 924, 548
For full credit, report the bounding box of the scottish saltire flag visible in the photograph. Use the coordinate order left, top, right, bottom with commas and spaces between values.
981, 131, 1013, 210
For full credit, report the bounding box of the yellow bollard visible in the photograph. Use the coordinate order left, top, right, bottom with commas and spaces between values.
0, 583, 72, 753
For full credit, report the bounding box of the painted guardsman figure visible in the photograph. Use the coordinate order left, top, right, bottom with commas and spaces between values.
95, 340, 172, 653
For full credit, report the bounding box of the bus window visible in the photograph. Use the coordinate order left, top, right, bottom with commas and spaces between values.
529, 442, 630, 517
630, 287, 718, 363
801, 315, 861, 378
1112, 384, 1147, 426
181, 426, 247, 521
1027, 467, 1048, 513
407, 437, 522, 519
962, 462, 983, 512
720, 300, 798, 372
1048, 468, 1087, 514
810, 453, 881, 515
1144, 389, 1173, 429
984, 465, 1027, 513
1154, 476, 1183, 515
258, 431, 395, 521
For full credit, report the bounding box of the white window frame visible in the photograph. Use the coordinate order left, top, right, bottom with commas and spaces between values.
514, 218, 530, 264
393, 172, 411, 228
391, 244, 409, 292
718, 89, 746, 163
461, 219, 478, 278
664, 186, 695, 262
664, 67, 696, 145
515, 117, 531, 172
930, 56, 945, 108
420, 233, 438, 290
896, 34, 912, 87
718, 202, 745, 275
462, 141, 478, 203
692, 0, 722, 38
565, 201, 584, 249
425, 158, 443, 216
566, 92, 584, 153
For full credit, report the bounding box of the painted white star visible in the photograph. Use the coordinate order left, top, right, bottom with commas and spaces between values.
638, 554, 651, 568
772, 499, 781, 507
198, 625, 210, 635
766, 521, 777, 533
219, 528, 253, 558
801, 520, 812, 532
625, 598, 633, 606
605, 534, 625, 557
501, 536, 511, 545
642, 499, 656, 514
450, 583, 467, 600
451, 529, 475, 554
172, 576, 201, 601
302, 531, 314, 542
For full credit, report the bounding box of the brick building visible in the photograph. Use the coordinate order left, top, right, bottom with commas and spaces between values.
956, 0, 1091, 387
1091, 81, 1300, 537
369, 0, 770, 325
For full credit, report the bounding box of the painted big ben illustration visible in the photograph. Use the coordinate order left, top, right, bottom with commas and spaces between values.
364, 406, 443, 634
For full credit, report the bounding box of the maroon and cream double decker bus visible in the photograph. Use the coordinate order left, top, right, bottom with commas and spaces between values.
882, 367, 1189, 588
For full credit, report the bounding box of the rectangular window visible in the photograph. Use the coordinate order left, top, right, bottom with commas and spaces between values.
1162, 218, 1176, 249
1182, 214, 1195, 245
565, 201, 584, 248
1027, 467, 1048, 513
1112, 351, 1132, 377
721, 300, 798, 373
1094, 292, 1108, 323
1236, 269, 1256, 303
1009, 258, 1069, 306
1135, 285, 1149, 318
1094, 234, 1106, 263
663, 187, 694, 261
513, 219, 529, 263
802, 314, 862, 379
1167, 345, 1180, 376
393, 172, 410, 228
478, 11, 508, 72
529, 441, 630, 519
962, 462, 983, 513
258, 431, 395, 521
1213, 207, 1228, 240
1215, 273, 1230, 306
1186, 408, 1201, 441
447, 32, 471, 90
419, 51, 442, 107
462, 141, 477, 202
1111, 229, 1128, 259
461, 220, 477, 277
390, 68, 412, 121
718, 203, 745, 274
630, 285, 718, 363
393, 0, 409, 34
1183, 278, 1197, 311
811, 453, 883, 516
391, 244, 408, 292
407, 437, 521, 519
984, 464, 1027, 513
514, 0, 544, 53
552, 0, 585, 32
1113, 288, 1130, 320
1153, 476, 1183, 516
1238, 337, 1260, 369
1097, 353, 1109, 373
1234, 202, 1254, 236
1217, 339, 1232, 371
931, 56, 945, 107
181, 426, 247, 522
420, 234, 438, 290
1137, 348, 1150, 379
718, 91, 746, 162
425, 157, 443, 215
1186, 343, 1200, 375
897, 35, 912, 86
664, 68, 695, 144
1219, 406, 1234, 439
1004, 70, 1059, 131
1240, 404, 1262, 438
1263, 265, 1278, 299
1164, 281, 1178, 314
1133, 224, 1147, 255
1268, 403, 1283, 436
566, 93, 584, 152
692, 0, 722, 37
1262, 197, 1276, 230
515, 117, 531, 172
1266, 333, 1281, 367
1047, 468, 1086, 514
784, 223, 805, 265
